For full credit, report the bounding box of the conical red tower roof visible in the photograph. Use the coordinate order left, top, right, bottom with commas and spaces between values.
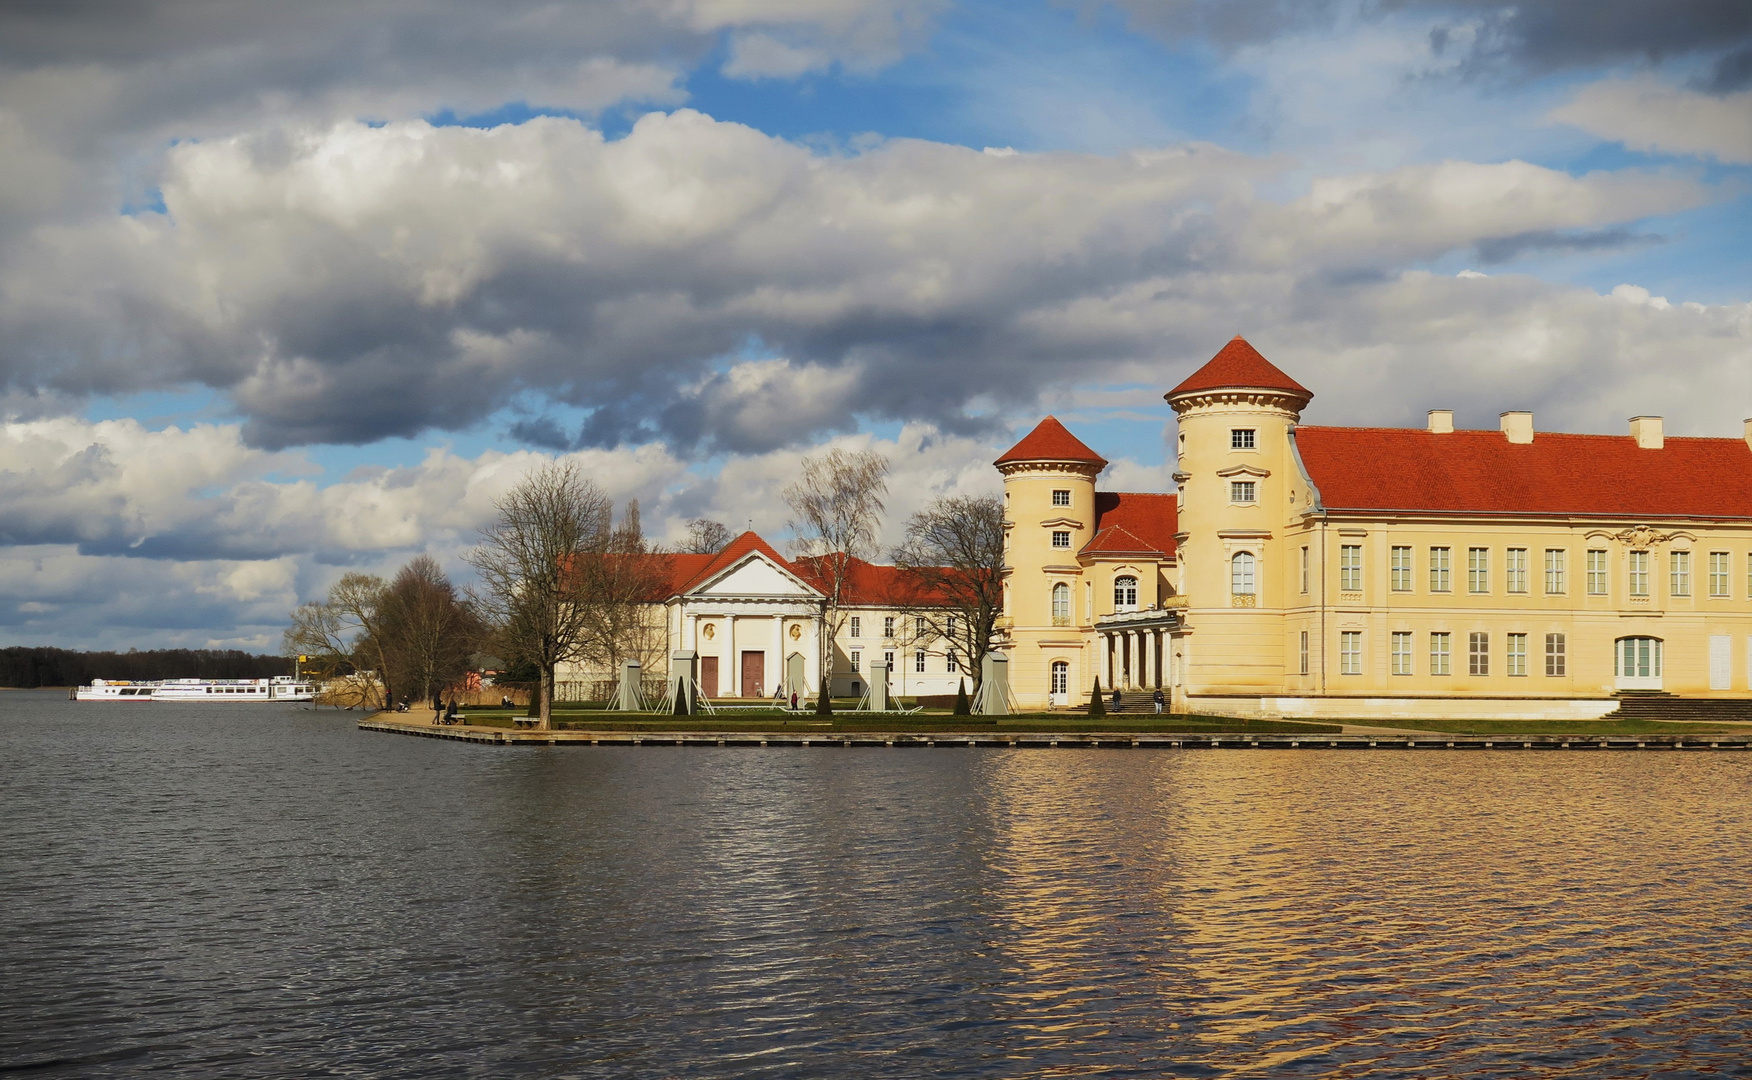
1167, 336, 1311, 402
994, 416, 1108, 468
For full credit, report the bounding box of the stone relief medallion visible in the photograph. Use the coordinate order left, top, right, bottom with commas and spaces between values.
701, 623, 716, 640
789, 624, 803, 640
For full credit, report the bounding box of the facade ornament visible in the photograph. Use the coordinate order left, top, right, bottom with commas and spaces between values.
1611, 525, 1677, 548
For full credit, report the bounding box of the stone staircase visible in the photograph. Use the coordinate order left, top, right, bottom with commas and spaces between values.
1093, 690, 1167, 714
1610, 691, 1752, 723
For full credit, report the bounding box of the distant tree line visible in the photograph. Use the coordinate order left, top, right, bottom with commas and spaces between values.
0, 647, 291, 688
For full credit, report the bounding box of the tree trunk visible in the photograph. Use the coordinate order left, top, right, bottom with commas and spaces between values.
539, 664, 552, 729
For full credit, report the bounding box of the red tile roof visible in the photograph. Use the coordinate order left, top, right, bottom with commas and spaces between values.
1167, 336, 1311, 401
791, 554, 956, 606
995, 416, 1109, 468
673, 531, 797, 593
1084, 492, 1179, 556
1296, 427, 1752, 519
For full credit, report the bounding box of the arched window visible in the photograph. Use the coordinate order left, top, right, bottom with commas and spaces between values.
1231, 552, 1257, 595
1113, 575, 1138, 611
1051, 582, 1071, 624
1050, 661, 1069, 695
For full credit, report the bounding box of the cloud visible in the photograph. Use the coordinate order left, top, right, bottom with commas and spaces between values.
1551, 77, 1752, 165
0, 110, 1718, 455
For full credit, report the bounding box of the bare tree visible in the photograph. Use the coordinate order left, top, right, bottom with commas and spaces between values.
282, 572, 392, 708
467, 461, 613, 729
580, 499, 671, 679
684, 518, 733, 554
783, 448, 889, 696
891, 494, 1005, 691
378, 555, 480, 708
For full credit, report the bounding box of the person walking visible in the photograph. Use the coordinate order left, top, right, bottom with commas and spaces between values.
1111, 686, 1122, 711
1153, 688, 1165, 714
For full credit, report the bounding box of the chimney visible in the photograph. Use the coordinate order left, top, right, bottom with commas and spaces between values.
1499, 411, 1533, 444
1744, 418, 1752, 452
1427, 409, 1454, 434
1629, 416, 1664, 449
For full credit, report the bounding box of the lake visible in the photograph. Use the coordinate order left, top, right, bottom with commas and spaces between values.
3, 689, 1749, 1077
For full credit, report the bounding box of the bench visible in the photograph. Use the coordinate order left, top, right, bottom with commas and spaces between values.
512, 717, 541, 728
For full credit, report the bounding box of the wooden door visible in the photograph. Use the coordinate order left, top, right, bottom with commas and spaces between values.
741, 650, 764, 698
699, 656, 719, 698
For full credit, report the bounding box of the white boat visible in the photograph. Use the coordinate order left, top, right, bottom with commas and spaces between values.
74, 676, 317, 702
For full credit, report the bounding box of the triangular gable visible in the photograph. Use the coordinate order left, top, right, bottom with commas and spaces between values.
677, 531, 824, 598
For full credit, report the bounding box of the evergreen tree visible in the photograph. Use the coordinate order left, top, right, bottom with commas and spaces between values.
1088, 677, 1105, 716
952, 678, 970, 716
815, 676, 834, 715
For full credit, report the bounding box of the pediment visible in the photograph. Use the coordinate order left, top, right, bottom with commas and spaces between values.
694, 552, 822, 598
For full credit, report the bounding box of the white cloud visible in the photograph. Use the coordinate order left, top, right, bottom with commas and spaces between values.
1551, 77, 1752, 165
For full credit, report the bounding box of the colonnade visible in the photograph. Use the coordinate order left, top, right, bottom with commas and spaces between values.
1099, 627, 1170, 690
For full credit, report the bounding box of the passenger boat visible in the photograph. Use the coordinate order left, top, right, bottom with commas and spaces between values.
73, 676, 317, 702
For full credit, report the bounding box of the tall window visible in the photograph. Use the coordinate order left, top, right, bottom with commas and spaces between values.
1300, 546, 1310, 594
1050, 661, 1068, 695
1430, 633, 1451, 675
1617, 637, 1662, 679
1469, 632, 1489, 676
850, 616, 862, 638
1231, 552, 1256, 595
1506, 633, 1527, 676
946, 651, 958, 673
1545, 549, 1566, 594
947, 614, 958, 636
915, 616, 928, 638
883, 616, 895, 638
1669, 551, 1691, 597
1506, 548, 1528, 593
1390, 546, 1412, 591
1051, 530, 1071, 548
1051, 582, 1070, 624
1051, 489, 1071, 507
1114, 575, 1138, 610
1340, 631, 1362, 675
1587, 550, 1608, 595
1230, 481, 1256, 504
883, 650, 895, 670
915, 650, 926, 673
1231, 428, 1256, 449
1468, 547, 1489, 593
1430, 547, 1451, 592
1628, 551, 1649, 596
1340, 545, 1362, 591
1545, 633, 1566, 677
1709, 552, 1730, 597
850, 650, 861, 671
1391, 632, 1413, 675
1299, 630, 1309, 675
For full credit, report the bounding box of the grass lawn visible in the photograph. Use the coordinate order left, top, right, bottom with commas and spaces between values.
1374, 718, 1745, 736
442, 708, 1341, 735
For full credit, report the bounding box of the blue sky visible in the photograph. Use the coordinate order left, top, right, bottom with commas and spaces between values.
3, 0, 1749, 648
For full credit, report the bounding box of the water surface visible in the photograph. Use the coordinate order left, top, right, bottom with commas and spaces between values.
3, 690, 1750, 1077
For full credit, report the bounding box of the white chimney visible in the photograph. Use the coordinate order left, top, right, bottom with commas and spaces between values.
1630, 415, 1664, 449
1427, 409, 1454, 434
1499, 411, 1533, 444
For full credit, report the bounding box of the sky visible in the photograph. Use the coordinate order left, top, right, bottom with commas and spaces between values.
1, 0, 1749, 652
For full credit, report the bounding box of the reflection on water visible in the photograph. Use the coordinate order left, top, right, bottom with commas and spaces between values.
2, 691, 1749, 1077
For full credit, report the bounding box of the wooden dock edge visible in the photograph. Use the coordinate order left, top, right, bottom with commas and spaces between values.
358, 715, 1752, 751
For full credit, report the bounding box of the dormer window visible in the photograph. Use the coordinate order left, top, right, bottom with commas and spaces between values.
1230, 481, 1256, 504
1051, 531, 1071, 548
1114, 575, 1138, 611
1231, 429, 1256, 449
1051, 489, 1071, 507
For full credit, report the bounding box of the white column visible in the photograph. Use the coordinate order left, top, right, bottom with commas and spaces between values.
1101, 633, 1112, 689
686, 612, 699, 651
1132, 631, 1143, 688
1143, 630, 1154, 689
724, 614, 737, 696
771, 614, 784, 697
809, 614, 823, 691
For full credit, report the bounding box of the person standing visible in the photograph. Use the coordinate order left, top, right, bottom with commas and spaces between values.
1153, 688, 1165, 714
445, 699, 458, 725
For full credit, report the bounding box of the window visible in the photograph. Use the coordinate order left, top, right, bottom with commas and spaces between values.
1051, 582, 1071, 624
947, 614, 957, 637
916, 616, 928, 638
1391, 546, 1412, 591
1469, 632, 1489, 676
1545, 549, 1566, 595
1051, 489, 1071, 507
1231, 552, 1256, 595
1230, 481, 1256, 504
1669, 551, 1691, 597
1430, 633, 1451, 676
1231, 428, 1256, 449
1545, 633, 1566, 676
1588, 550, 1608, 595
1468, 547, 1489, 593
1114, 575, 1138, 610
915, 650, 926, 673
1299, 630, 1309, 675
1391, 632, 1413, 675
883, 650, 895, 670
1430, 547, 1451, 592
850, 650, 861, 671
1051, 530, 1071, 548
1050, 661, 1068, 695
850, 616, 861, 638
946, 651, 958, 673
1506, 548, 1528, 593
1709, 552, 1730, 597
1340, 545, 1362, 591
1628, 551, 1649, 597
1340, 631, 1362, 675
1300, 546, 1310, 594
1507, 633, 1527, 676
883, 616, 895, 638
1616, 637, 1662, 679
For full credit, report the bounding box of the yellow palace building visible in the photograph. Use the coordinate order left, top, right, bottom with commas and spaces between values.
997, 336, 1752, 720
